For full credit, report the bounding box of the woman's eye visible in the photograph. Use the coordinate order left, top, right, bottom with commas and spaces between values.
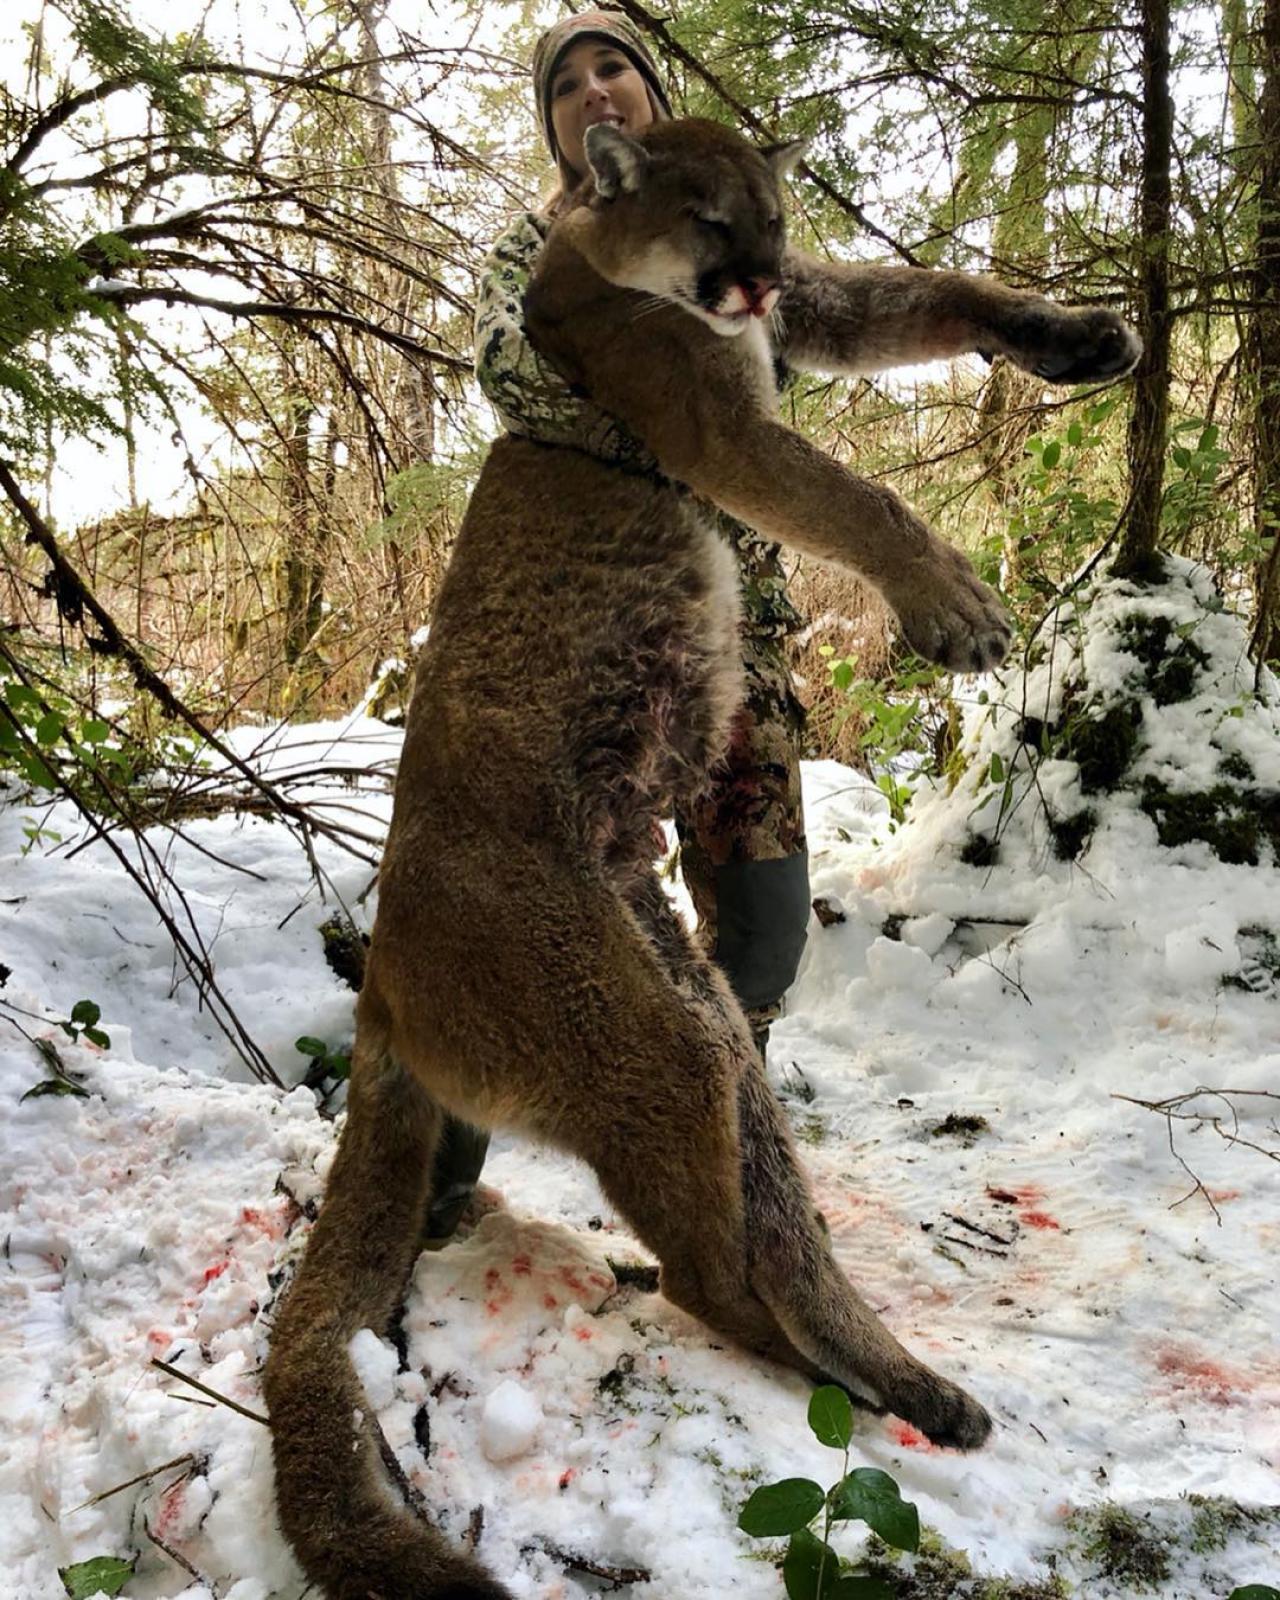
553, 78, 576, 98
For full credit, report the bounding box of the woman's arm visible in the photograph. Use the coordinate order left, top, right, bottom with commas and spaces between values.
474, 213, 655, 468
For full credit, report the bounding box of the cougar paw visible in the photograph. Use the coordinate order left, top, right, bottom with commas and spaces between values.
892, 1366, 993, 1451
1012, 305, 1142, 386
889, 547, 1012, 675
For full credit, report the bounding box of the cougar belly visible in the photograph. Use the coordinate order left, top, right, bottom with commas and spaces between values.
577, 494, 744, 886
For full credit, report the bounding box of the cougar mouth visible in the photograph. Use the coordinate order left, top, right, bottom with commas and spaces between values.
703, 280, 781, 327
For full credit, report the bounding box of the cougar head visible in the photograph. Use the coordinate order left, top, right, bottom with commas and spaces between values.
576, 118, 807, 338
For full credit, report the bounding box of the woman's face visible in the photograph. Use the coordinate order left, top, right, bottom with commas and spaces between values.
549, 39, 655, 181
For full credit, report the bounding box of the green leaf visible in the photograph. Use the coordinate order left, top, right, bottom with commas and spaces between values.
71, 999, 101, 1027
783, 1526, 841, 1600
59, 1555, 135, 1599
1228, 1588, 1280, 1599
79, 718, 111, 744
84, 1027, 111, 1050
22, 1077, 89, 1100
4, 682, 40, 712
829, 1579, 895, 1599
35, 711, 65, 745
25, 755, 57, 789
1041, 440, 1061, 470
294, 1036, 328, 1058
830, 1468, 920, 1553
1066, 421, 1083, 446
989, 751, 1005, 784
832, 661, 855, 693
808, 1384, 854, 1449
738, 1478, 826, 1536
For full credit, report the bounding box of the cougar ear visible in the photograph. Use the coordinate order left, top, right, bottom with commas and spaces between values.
584, 123, 650, 199
759, 137, 810, 182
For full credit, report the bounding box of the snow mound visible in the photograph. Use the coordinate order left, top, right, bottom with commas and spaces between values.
880, 556, 1280, 939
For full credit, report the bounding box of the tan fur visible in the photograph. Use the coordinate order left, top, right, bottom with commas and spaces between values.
263, 120, 1138, 1599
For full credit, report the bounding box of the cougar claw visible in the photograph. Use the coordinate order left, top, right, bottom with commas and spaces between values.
1018, 307, 1142, 386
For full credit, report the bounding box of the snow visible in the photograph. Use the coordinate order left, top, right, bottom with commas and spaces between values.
1, 561, 1278, 1598
480, 1379, 544, 1463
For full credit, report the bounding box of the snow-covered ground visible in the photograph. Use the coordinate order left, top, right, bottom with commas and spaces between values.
2, 561, 1278, 1600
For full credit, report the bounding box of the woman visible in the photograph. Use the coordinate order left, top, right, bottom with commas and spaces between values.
426, 7, 812, 1239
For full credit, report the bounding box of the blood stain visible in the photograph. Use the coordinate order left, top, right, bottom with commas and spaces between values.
1156, 1345, 1247, 1406
1020, 1210, 1061, 1231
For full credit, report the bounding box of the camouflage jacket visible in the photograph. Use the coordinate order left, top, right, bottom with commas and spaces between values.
473, 211, 803, 640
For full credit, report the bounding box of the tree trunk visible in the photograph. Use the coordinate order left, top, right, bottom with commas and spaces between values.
282, 394, 321, 671
1251, 0, 1280, 665
1113, 0, 1174, 579
354, 0, 436, 469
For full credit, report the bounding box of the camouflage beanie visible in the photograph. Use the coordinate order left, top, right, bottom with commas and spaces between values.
532, 8, 673, 183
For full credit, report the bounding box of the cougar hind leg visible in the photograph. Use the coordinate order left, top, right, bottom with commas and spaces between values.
736, 1065, 993, 1449
599, 873, 991, 1448
579, 1024, 810, 1372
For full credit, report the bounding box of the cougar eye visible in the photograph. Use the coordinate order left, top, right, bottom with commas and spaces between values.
694, 214, 733, 240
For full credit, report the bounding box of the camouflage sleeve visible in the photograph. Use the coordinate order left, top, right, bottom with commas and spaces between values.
473, 212, 655, 468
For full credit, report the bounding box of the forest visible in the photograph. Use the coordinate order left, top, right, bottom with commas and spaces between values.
1, 2, 1278, 1599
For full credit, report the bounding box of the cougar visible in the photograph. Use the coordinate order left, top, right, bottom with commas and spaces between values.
263, 119, 1139, 1598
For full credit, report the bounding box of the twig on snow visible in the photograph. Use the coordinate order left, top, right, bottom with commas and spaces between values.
144, 1520, 208, 1585
67, 1454, 195, 1514
526, 1541, 651, 1590
1112, 1086, 1280, 1225
150, 1357, 268, 1425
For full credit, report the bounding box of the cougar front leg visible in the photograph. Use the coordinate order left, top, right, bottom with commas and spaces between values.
682, 419, 1013, 674
779, 254, 1141, 387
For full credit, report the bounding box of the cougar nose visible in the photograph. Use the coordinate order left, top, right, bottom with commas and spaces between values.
743, 275, 780, 317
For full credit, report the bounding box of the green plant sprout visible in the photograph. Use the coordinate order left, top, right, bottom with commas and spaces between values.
58, 998, 110, 1050
738, 1386, 919, 1598
295, 1034, 352, 1086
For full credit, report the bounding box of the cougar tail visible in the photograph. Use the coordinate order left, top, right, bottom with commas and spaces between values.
263, 1042, 513, 1600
